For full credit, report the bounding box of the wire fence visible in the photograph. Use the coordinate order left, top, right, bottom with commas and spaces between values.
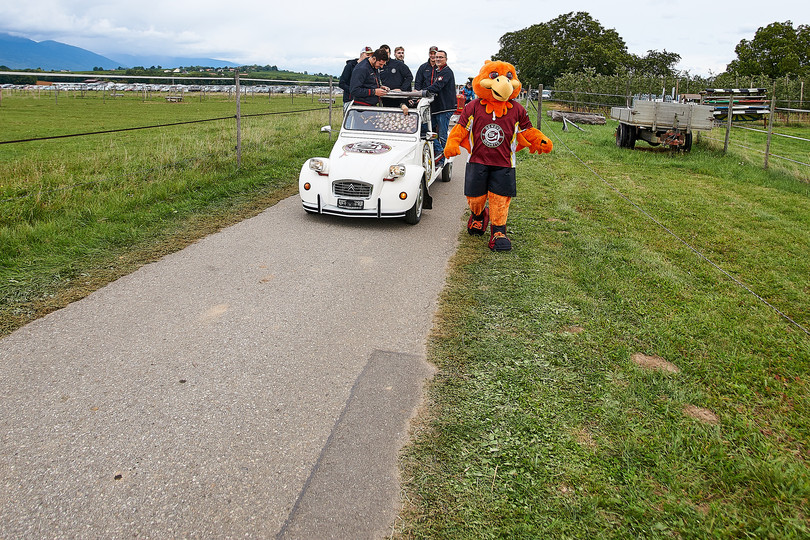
0, 71, 338, 168
530, 85, 809, 180
0, 72, 341, 207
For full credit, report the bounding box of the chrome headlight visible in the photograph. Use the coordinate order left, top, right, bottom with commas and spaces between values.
309, 158, 328, 174
388, 164, 406, 178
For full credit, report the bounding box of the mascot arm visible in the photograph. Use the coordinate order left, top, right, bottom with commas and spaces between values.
443, 123, 470, 157
516, 127, 553, 154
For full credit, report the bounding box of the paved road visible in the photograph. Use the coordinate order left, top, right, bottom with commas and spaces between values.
0, 160, 468, 538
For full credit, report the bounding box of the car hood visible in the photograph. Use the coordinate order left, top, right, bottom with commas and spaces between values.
328, 138, 418, 182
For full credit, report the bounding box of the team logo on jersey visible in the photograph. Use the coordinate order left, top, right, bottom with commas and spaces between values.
481, 123, 505, 148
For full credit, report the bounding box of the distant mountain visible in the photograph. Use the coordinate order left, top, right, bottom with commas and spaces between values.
0, 32, 238, 71
0, 33, 120, 71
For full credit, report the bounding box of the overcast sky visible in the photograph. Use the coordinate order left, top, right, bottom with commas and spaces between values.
1, 0, 806, 79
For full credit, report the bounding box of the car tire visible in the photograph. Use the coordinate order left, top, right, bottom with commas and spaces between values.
441, 161, 452, 182
404, 178, 425, 225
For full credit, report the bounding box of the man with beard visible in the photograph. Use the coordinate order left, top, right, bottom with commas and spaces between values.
414, 45, 437, 91
349, 48, 390, 106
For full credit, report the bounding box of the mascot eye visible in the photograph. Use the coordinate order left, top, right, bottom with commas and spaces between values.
506, 72, 514, 80
489, 72, 499, 79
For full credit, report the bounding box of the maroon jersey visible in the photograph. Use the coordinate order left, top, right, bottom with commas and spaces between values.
457, 99, 533, 168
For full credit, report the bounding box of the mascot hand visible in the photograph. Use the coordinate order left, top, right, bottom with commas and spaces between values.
443, 138, 461, 158
517, 128, 553, 154
443, 123, 469, 157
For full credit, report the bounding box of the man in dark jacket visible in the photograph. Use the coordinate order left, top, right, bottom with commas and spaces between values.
380, 45, 413, 108
339, 46, 373, 111
414, 46, 437, 91
422, 50, 455, 164
349, 48, 390, 106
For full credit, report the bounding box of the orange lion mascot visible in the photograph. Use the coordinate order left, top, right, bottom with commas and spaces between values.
444, 60, 552, 251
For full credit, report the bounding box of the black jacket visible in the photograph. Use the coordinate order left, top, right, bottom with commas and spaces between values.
349, 59, 382, 106
379, 58, 413, 91
414, 60, 434, 91
339, 58, 360, 102
424, 65, 456, 114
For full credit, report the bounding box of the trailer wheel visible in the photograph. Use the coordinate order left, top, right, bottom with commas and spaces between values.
682, 133, 693, 152
626, 125, 636, 149
615, 124, 626, 147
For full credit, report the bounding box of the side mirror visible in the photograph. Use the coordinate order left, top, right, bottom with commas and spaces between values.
320, 125, 332, 133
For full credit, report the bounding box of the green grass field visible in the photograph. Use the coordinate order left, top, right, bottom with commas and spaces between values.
398, 119, 810, 538
0, 91, 337, 335
2, 93, 809, 537
703, 120, 810, 182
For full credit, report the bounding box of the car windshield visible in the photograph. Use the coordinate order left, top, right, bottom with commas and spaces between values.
344, 109, 419, 134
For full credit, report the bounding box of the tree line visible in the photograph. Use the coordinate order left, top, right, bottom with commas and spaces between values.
496, 12, 809, 100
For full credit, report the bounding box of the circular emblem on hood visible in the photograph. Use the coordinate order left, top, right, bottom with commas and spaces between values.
342, 141, 392, 154
481, 123, 505, 148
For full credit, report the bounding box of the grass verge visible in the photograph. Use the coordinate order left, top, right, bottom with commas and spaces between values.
398, 120, 810, 538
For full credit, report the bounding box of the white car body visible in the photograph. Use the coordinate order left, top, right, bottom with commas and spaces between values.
299, 96, 452, 224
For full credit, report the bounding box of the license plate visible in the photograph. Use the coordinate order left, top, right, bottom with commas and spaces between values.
338, 199, 364, 209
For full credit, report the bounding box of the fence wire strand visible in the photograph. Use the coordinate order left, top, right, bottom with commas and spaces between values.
0, 106, 331, 202
0, 106, 330, 145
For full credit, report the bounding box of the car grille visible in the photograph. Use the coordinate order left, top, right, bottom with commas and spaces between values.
333, 181, 372, 198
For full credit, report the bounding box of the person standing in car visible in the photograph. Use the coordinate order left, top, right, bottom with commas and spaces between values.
380, 45, 413, 108
349, 48, 390, 106
339, 46, 373, 112
414, 46, 437, 91
422, 50, 455, 165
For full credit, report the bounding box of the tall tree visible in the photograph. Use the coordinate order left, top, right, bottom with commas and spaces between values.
727, 21, 809, 77
630, 49, 681, 77
494, 12, 630, 86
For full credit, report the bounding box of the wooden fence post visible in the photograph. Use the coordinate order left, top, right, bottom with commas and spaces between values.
537, 84, 543, 131
723, 92, 733, 153
764, 85, 776, 169
328, 76, 334, 142
235, 72, 242, 168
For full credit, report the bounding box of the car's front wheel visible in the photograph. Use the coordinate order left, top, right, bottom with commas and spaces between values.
404, 178, 425, 225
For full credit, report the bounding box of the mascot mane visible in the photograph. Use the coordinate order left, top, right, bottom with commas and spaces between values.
472, 60, 522, 118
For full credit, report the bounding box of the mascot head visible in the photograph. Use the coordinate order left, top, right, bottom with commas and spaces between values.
473, 60, 521, 103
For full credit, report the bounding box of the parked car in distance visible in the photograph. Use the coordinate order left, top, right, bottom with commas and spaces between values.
299, 94, 453, 224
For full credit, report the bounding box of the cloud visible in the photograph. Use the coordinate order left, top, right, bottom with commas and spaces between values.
2, 0, 807, 77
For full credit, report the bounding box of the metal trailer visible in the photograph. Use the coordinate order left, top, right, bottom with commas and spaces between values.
610, 101, 715, 151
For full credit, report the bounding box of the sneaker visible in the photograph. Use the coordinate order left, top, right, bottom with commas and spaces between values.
467, 207, 489, 236
434, 155, 445, 169
488, 225, 512, 251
